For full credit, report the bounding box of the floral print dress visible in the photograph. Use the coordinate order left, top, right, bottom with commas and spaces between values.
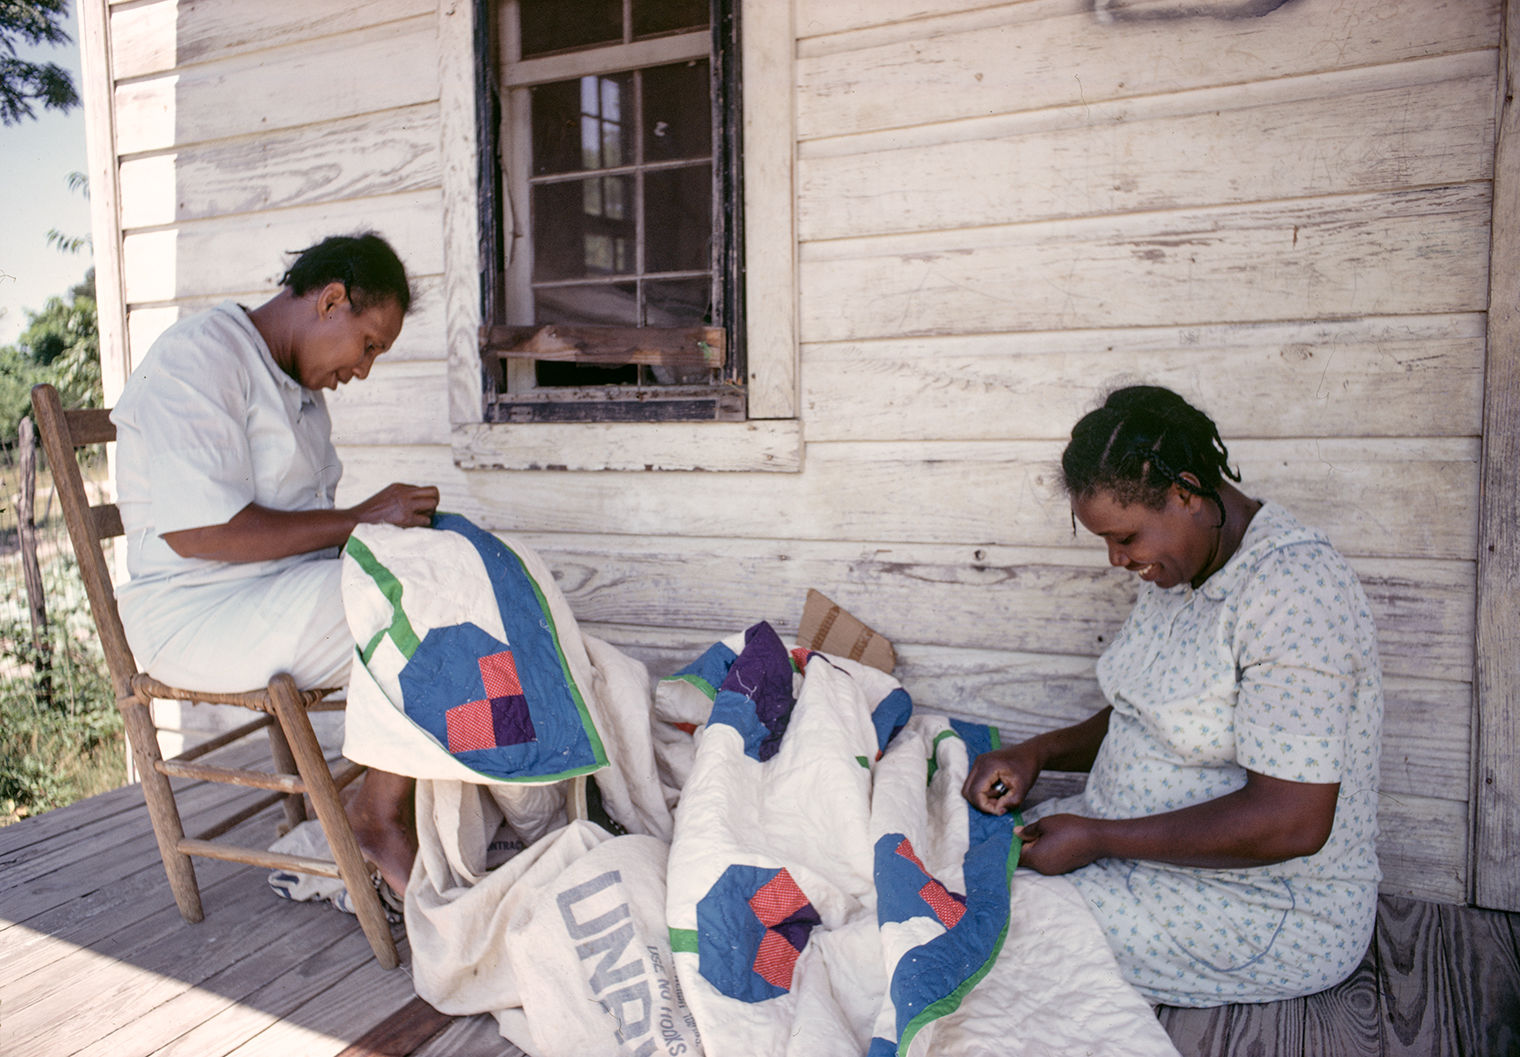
1025, 501, 1383, 1007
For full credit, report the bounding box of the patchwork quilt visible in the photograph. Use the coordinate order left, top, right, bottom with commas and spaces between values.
339, 518, 1180, 1057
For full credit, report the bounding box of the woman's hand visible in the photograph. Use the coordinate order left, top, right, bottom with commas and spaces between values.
962, 741, 1042, 815
349, 483, 439, 528
1015, 814, 1104, 875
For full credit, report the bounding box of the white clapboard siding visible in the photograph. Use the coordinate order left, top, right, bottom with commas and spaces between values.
120, 191, 444, 305
122, 276, 447, 370
802, 315, 1487, 442
795, 0, 1497, 140
496, 532, 1472, 682
580, 622, 1467, 903
799, 54, 1494, 241
113, 15, 439, 155
329, 361, 452, 447
108, 0, 433, 81
799, 185, 1491, 342
337, 437, 1479, 562
793, 0, 1018, 41
118, 104, 440, 229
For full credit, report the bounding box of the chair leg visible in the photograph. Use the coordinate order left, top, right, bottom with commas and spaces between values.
264, 720, 308, 833
268, 674, 400, 970
120, 695, 204, 923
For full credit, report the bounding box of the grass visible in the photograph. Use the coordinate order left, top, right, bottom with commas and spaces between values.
0, 488, 125, 827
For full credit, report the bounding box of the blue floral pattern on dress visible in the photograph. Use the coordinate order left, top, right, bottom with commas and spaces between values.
1025, 501, 1383, 1007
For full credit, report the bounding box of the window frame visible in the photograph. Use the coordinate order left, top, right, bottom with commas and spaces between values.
440, 0, 800, 472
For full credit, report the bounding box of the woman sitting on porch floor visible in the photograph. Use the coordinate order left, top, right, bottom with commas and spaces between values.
963, 384, 1382, 1008
110, 231, 437, 897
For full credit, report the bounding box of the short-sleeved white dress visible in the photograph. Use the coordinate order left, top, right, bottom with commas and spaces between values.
1025, 501, 1383, 1007
111, 302, 352, 692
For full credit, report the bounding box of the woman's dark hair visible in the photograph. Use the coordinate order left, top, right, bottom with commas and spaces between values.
1061, 385, 1241, 527
278, 231, 412, 315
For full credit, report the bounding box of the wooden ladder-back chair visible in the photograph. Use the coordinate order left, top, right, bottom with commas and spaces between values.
30, 383, 399, 969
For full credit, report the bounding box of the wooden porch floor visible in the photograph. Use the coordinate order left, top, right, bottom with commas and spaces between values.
3, 744, 1518, 1057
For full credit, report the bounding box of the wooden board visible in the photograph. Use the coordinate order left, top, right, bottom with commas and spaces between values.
120, 191, 444, 305
1475, 0, 1520, 913
1374, 894, 1463, 1055
801, 314, 1487, 442
118, 104, 440, 229
799, 54, 1495, 240
337, 437, 1479, 561
108, 0, 432, 80
795, 0, 1497, 139
113, 16, 439, 154
798, 186, 1491, 342
1443, 901, 1520, 1054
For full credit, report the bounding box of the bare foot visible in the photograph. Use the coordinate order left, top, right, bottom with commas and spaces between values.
344, 769, 417, 897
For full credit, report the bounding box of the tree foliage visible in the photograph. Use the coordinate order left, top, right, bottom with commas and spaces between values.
0, 0, 79, 126
1, 268, 99, 450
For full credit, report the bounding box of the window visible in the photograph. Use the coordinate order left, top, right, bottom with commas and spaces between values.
440, 0, 798, 471
480, 0, 744, 422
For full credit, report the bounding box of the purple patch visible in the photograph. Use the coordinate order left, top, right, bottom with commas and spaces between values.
719, 622, 796, 761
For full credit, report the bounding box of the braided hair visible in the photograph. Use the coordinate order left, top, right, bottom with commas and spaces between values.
279, 231, 413, 316
1061, 385, 1241, 529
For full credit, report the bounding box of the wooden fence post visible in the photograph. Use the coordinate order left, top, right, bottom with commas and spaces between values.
17, 415, 53, 706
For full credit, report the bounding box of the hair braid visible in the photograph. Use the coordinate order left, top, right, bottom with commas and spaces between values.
1061, 385, 1241, 526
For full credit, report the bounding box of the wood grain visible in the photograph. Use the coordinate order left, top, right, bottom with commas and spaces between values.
113, 16, 439, 154
1475, 0, 1520, 913
795, 0, 1497, 139
800, 315, 1487, 443
799, 55, 1494, 241
799, 186, 1492, 343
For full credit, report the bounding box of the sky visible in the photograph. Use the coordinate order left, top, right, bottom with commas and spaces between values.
0, 1, 94, 346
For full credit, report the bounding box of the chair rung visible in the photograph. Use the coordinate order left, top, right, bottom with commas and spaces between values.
332, 759, 365, 790
171, 715, 274, 763
177, 837, 344, 878
157, 757, 304, 794
192, 789, 292, 842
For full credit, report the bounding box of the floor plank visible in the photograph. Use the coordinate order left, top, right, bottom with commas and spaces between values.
1442, 901, 1520, 1057
409, 1013, 526, 1057
6, 773, 1520, 1057
150, 932, 410, 1057
1376, 894, 1462, 1055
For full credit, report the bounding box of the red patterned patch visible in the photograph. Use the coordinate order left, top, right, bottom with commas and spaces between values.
789, 647, 811, 672
895, 837, 928, 874
479, 650, 523, 699
919, 879, 966, 929
748, 868, 810, 927
753, 928, 802, 989
446, 698, 495, 752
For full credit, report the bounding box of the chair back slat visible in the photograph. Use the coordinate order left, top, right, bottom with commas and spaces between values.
64, 407, 116, 446
30, 383, 140, 699
92, 503, 125, 542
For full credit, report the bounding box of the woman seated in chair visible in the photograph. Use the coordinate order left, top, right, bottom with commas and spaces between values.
963, 384, 1382, 1007
111, 231, 436, 896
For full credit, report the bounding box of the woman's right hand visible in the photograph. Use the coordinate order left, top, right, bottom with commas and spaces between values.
351, 482, 440, 528
962, 741, 1043, 816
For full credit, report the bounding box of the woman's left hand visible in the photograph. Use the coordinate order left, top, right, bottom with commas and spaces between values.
1016, 814, 1104, 875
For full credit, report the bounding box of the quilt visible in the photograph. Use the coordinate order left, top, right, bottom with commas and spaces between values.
339, 518, 1180, 1057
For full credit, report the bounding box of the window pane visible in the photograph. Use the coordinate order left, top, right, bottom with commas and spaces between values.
632, 0, 709, 39
534, 282, 639, 326
644, 277, 711, 326
519, 0, 622, 57
642, 61, 710, 163
532, 177, 635, 280
644, 165, 712, 273
531, 74, 631, 176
